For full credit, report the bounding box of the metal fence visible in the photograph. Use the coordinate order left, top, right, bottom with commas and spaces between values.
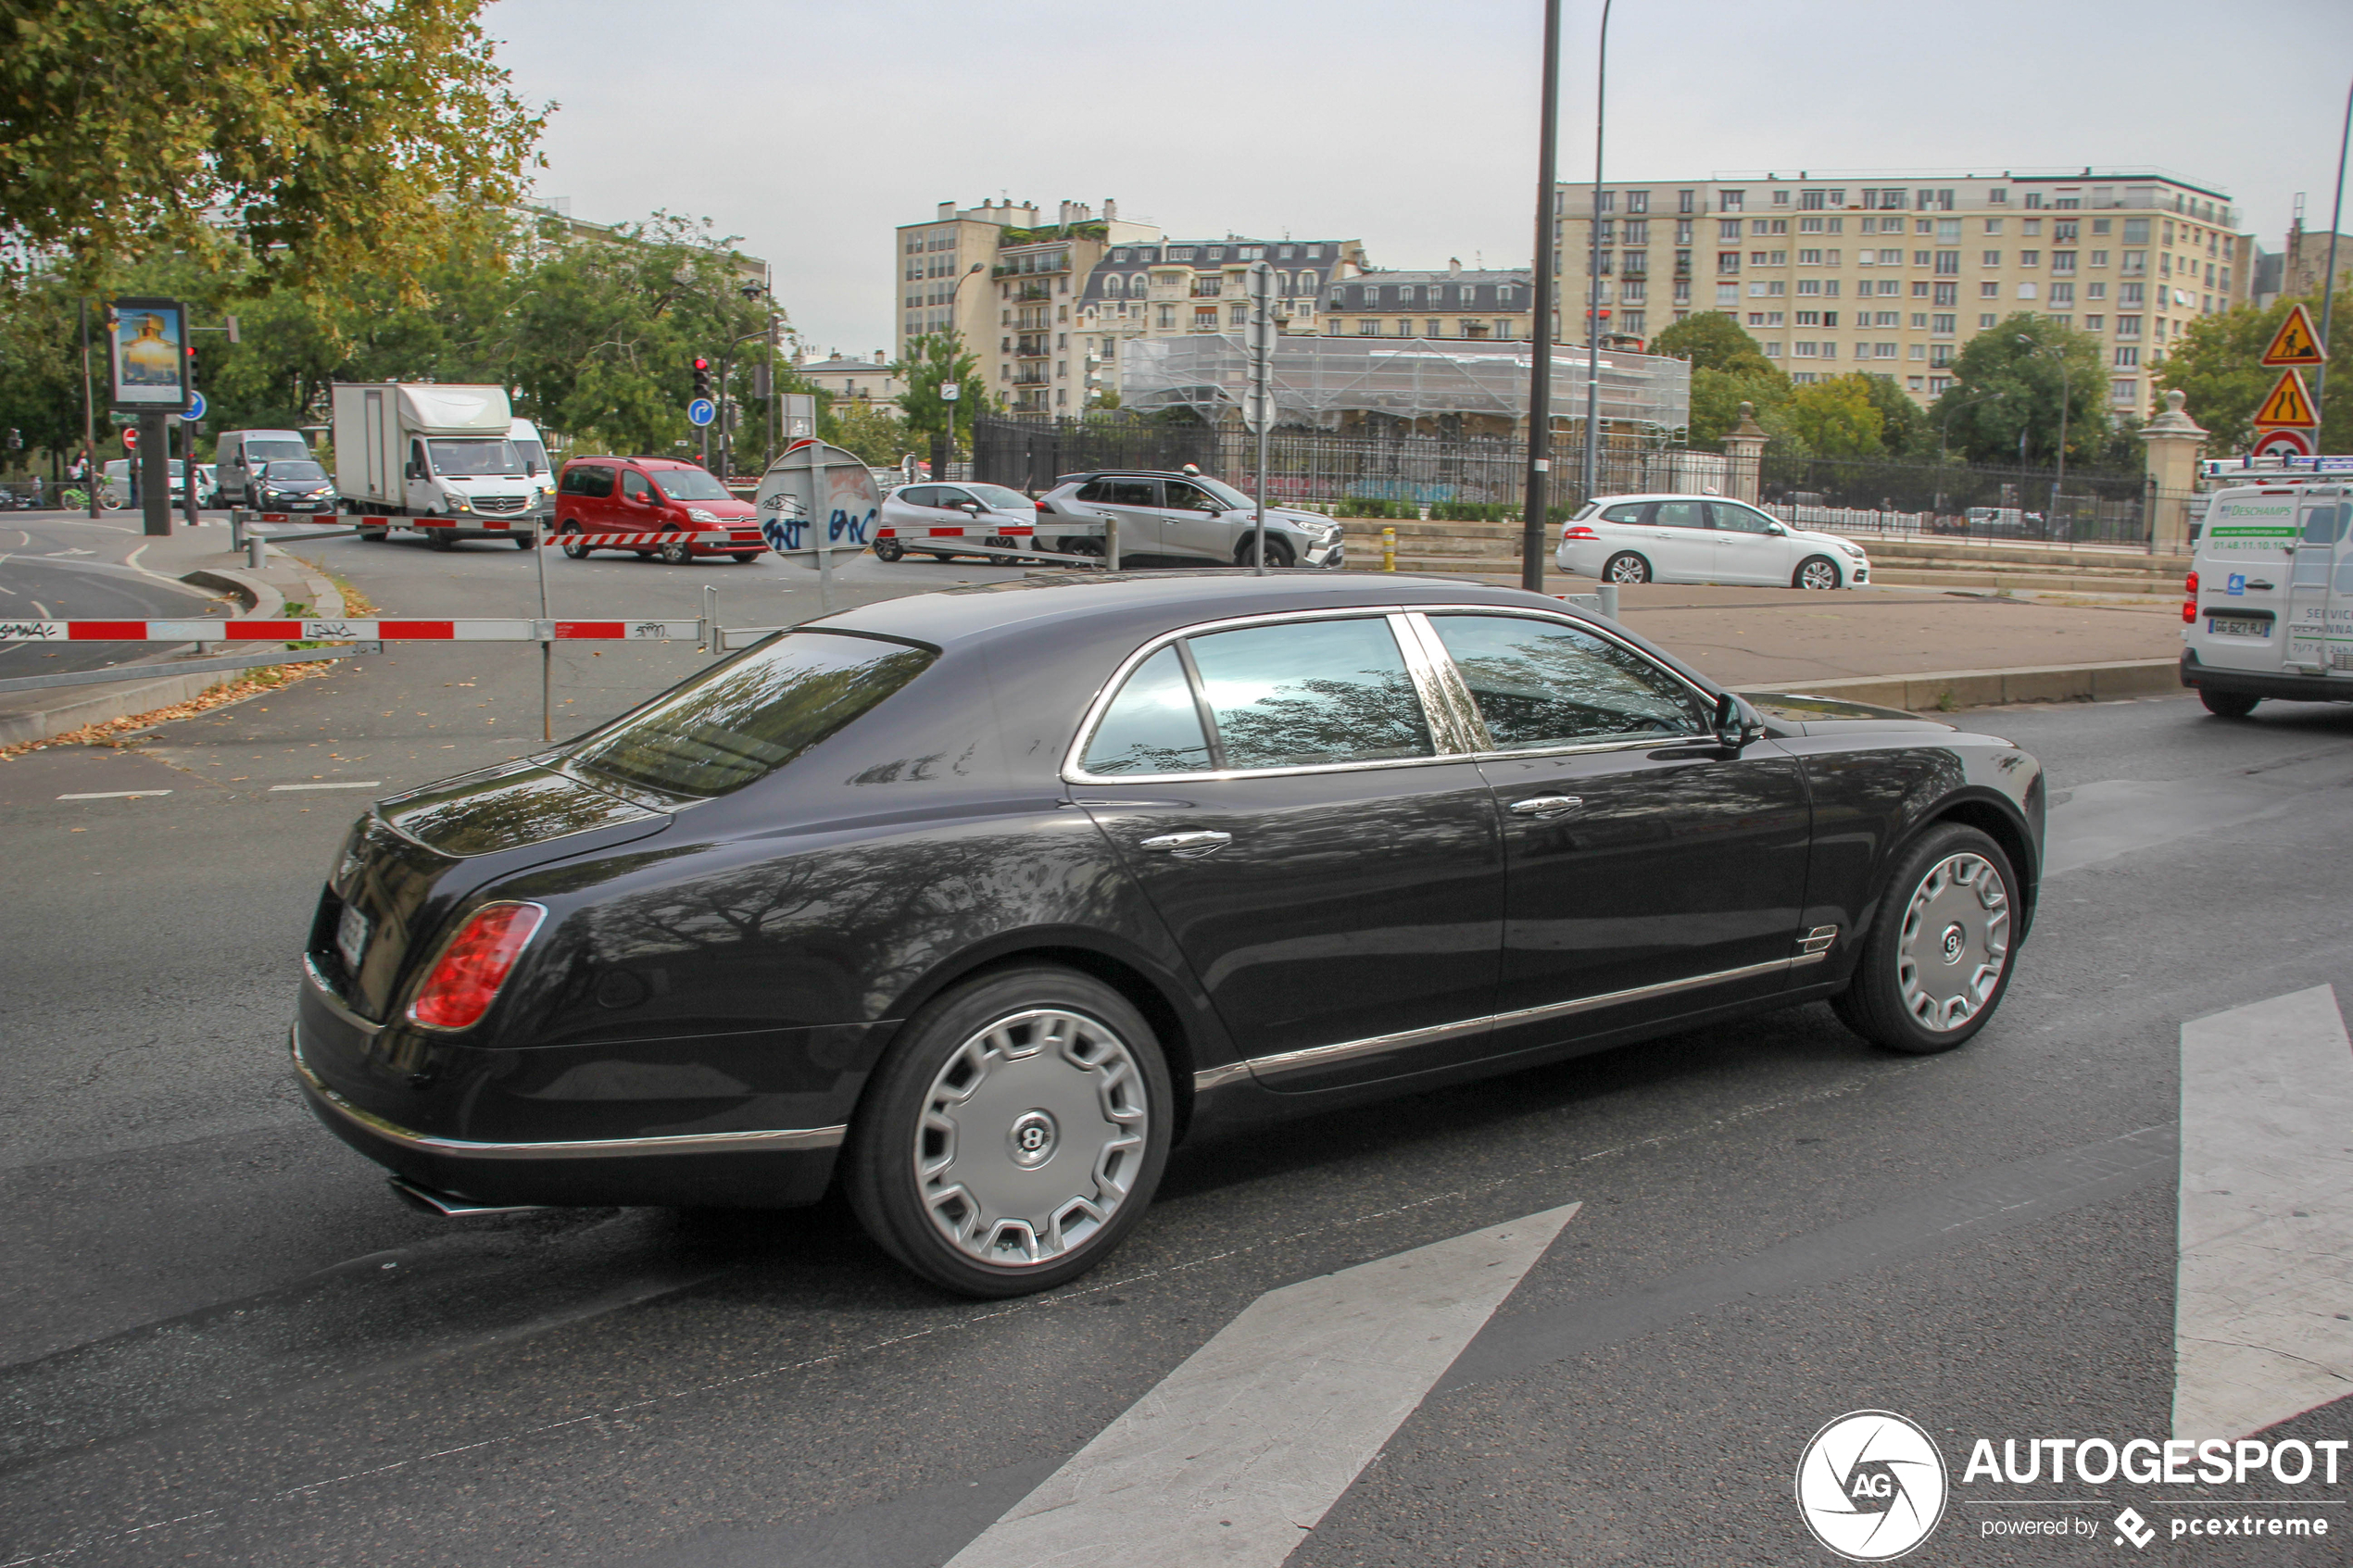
1755, 452, 2154, 546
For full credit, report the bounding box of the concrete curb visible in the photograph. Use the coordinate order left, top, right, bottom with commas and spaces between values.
1736, 657, 2182, 713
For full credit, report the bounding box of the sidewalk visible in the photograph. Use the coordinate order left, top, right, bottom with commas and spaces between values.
0, 518, 353, 747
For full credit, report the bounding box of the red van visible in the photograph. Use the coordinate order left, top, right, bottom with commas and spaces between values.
553, 457, 764, 562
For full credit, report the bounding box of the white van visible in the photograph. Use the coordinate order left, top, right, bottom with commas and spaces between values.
215, 429, 314, 509
2180, 457, 2353, 717
510, 418, 556, 515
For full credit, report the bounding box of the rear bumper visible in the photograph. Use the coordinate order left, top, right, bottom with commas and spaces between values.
2180, 649, 2353, 703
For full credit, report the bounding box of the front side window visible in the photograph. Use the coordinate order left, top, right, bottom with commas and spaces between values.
567, 632, 936, 800
620, 470, 653, 505
1708, 502, 1774, 534
1428, 615, 1708, 750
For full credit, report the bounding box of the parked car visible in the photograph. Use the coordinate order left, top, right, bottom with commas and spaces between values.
1556, 494, 1871, 588
293, 573, 2041, 1298
252, 458, 339, 514
553, 457, 764, 562
875, 481, 1053, 563
1036, 470, 1344, 569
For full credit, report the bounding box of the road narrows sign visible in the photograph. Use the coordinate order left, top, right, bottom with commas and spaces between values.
2252, 368, 2317, 429
2260, 303, 2328, 369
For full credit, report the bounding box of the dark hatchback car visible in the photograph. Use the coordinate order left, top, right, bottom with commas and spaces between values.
294, 574, 2044, 1297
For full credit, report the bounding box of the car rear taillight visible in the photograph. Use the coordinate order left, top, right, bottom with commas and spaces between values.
2183, 571, 2198, 624
1036, 499, 1051, 512
409, 902, 545, 1031
1562, 525, 1600, 542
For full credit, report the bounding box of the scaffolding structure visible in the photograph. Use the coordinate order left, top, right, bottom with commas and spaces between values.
1116, 333, 1692, 436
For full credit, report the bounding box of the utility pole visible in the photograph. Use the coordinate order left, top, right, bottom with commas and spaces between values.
2315, 72, 2350, 422
1519, 0, 1563, 593
1244, 262, 1278, 574
1580, 0, 1614, 519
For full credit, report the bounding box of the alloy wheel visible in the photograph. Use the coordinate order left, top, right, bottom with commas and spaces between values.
1895, 852, 2010, 1032
913, 1008, 1149, 1268
1796, 556, 1842, 590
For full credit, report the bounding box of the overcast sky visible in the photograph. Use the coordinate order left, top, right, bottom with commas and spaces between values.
490, 0, 2353, 358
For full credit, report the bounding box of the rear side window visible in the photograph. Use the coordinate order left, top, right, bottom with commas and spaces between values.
1074, 480, 1112, 502
566, 632, 936, 799
1429, 614, 1707, 748
1189, 618, 1433, 770
1600, 503, 1649, 524
1652, 500, 1706, 529
560, 465, 615, 497
1102, 480, 1157, 506
898, 486, 937, 508
1082, 647, 1210, 774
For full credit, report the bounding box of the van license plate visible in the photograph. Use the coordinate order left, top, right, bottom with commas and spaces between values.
2207, 616, 2270, 638
336, 902, 371, 972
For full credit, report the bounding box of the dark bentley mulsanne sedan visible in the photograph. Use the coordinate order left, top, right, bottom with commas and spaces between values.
294, 573, 2043, 1296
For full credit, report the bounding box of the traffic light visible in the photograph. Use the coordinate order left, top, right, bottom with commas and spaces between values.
693, 358, 711, 400
185, 344, 200, 388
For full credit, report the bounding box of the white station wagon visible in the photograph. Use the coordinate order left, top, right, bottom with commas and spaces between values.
1556, 493, 1872, 589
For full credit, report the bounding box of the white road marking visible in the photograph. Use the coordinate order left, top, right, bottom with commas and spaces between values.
31, 600, 49, 617
944, 1202, 1581, 1568
57, 791, 172, 800
269, 781, 383, 791
2175, 984, 2353, 1439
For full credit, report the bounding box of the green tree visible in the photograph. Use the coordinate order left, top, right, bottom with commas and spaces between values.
2158, 296, 2353, 454
893, 333, 991, 452
1688, 367, 1790, 446
1784, 375, 1885, 457
1, 0, 545, 296
1651, 312, 1781, 377
1933, 312, 2109, 466
824, 399, 917, 467
1856, 373, 1925, 455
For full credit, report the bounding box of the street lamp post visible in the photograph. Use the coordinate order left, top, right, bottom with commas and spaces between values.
930, 261, 986, 483
1518, 0, 1562, 593
2020, 333, 2070, 533
1579, 0, 1614, 521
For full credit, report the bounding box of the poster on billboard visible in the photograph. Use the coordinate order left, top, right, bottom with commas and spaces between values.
754, 439, 880, 556
107, 297, 188, 408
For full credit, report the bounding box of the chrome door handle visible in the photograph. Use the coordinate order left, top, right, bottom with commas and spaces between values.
1508, 795, 1584, 817
1140, 830, 1231, 858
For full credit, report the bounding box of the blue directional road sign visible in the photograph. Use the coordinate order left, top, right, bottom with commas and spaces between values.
184, 391, 207, 422
686, 397, 716, 428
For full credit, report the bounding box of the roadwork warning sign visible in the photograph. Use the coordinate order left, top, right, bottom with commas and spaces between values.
2260, 303, 2328, 368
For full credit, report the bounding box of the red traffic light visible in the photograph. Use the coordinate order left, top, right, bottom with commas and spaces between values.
693, 358, 709, 370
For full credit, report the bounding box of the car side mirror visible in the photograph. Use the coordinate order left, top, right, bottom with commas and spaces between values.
961, 501, 983, 515
1765, 521, 1788, 535
1713, 692, 1763, 749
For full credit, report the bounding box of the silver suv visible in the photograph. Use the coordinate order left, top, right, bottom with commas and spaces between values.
1036, 471, 1343, 569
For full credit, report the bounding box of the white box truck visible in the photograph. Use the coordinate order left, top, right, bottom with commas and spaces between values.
331, 383, 542, 549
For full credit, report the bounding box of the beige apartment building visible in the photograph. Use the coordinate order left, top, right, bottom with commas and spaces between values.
1553, 169, 2246, 418
1074, 236, 1367, 408
1315, 261, 1534, 343
896, 198, 1162, 415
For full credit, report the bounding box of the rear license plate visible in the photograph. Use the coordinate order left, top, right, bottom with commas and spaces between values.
2207, 617, 2270, 638
335, 901, 371, 972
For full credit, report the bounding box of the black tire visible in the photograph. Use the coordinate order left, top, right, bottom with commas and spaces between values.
1235, 534, 1296, 570
424, 524, 456, 551
925, 552, 953, 563
843, 966, 1173, 1298
656, 537, 693, 565
511, 533, 534, 551
730, 549, 761, 563
359, 527, 389, 543
1793, 554, 1843, 590
1831, 822, 2020, 1056
1603, 551, 1651, 584
874, 537, 907, 562
560, 522, 591, 560
2198, 688, 2260, 719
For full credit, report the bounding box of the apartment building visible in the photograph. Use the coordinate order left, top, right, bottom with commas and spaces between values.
1553, 169, 2247, 417
799, 351, 901, 405
1317, 261, 1533, 343
1073, 236, 1366, 408
896, 198, 1162, 415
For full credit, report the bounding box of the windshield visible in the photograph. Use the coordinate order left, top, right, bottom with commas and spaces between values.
1192, 477, 1254, 509
565, 631, 937, 800
261, 460, 328, 483
965, 483, 1034, 510
648, 467, 733, 502
514, 439, 550, 476
245, 439, 308, 463
427, 438, 523, 477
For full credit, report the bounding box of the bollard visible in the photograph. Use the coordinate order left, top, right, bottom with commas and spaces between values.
1381, 526, 1396, 572
245, 533, 265, 570
229, 510, 246, 552
1105, 516, 1120, 572
1597, 582, 1618, 619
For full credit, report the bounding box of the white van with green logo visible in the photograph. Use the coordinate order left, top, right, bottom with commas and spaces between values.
2180, 465, 2353, 717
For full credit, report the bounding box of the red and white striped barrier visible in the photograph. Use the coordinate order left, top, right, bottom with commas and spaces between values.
875, 522, 1041, 542
548, 529, 763, 547
0, 618, 704, 643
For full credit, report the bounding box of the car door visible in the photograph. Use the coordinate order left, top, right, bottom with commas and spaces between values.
1643, 499, 1716, 581
404, 438, 437, 515
2284, 493, 2353, 677
1158, 480, 1235, 564
1073, 478, 1168, 565
1074, 611, 1504, 1092
1417, 610, 1813, 1060
616, 468, 661, 538
1707, 500, 1793, 585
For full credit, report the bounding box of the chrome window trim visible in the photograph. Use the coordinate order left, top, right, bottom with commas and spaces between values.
1405, 608, 1721, 762
291, 1029, 847, 1160
1063, 604, 1459, 784
1243, 948, 1830, 1082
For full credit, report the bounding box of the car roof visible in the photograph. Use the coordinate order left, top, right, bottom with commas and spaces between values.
1588, 493, 1752, 506
1050, 470, 1206, 486
560, 455, 705, 470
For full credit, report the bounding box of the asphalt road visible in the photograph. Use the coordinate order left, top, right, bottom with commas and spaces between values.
3, 546, 2351, 1565
0, 516, 235, 680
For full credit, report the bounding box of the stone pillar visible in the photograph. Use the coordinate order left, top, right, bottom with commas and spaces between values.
2139, 388, 2207, 554
1721, 400, 1768, 504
